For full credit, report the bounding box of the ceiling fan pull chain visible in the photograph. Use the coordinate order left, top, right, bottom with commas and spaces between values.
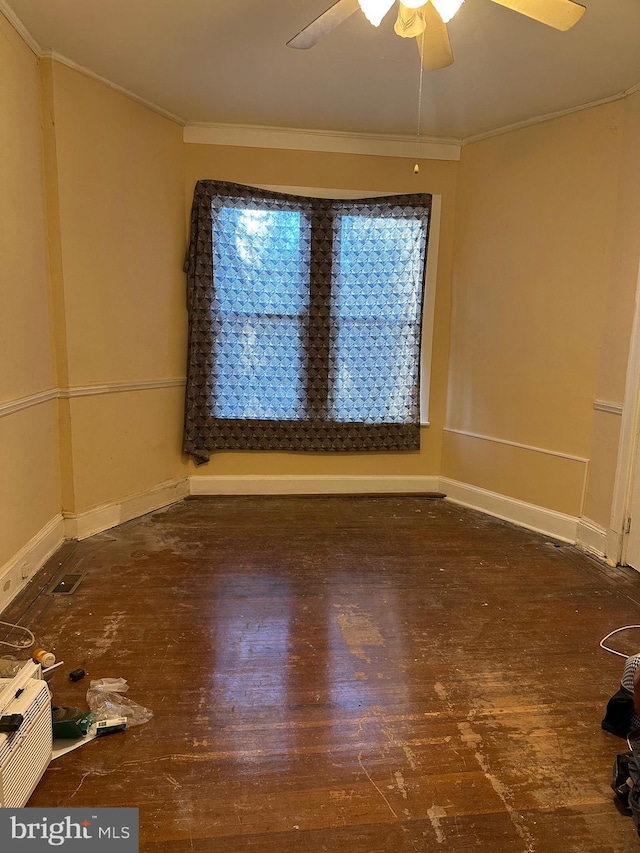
414, 43, 424, 174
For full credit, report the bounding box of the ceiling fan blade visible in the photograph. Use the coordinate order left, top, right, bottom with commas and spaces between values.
489, 0, 585, 31
287, 0, 361, 49
416, 3, 454, 70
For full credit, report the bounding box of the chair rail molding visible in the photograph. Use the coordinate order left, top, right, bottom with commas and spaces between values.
0, 389, 58, 419
0, 380, 186, 420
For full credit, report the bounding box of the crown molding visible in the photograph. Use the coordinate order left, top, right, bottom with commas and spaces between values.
463, 81, 640, 145
0, 1, 186, 125
182, 75, 640, 154
0, 0, 40, 55
1, 0, 639, 157
42, 51, 186, 126
183, 122, 462, 161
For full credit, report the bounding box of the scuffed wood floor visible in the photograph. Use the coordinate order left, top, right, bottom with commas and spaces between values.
5, 495, 640, 851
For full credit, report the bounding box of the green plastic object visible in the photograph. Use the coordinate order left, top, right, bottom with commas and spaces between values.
51, 706, 93, 739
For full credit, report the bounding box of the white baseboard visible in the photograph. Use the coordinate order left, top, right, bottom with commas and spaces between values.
439, 477, 579, 543
576, 517, 609, 561
606, 526, 624, 568
0, 516, 65, 614
189, 474, 441, 496
64, 478, 189, 540
188, 475, 592, 548
0, 476, 613, 618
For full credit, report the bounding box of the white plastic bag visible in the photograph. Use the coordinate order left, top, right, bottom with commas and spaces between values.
86, 678, 153, 727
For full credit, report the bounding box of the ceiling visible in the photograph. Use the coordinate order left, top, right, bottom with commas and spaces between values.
6, 0, 640, 140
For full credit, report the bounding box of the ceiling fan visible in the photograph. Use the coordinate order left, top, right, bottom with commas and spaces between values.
287, 0, 586, 70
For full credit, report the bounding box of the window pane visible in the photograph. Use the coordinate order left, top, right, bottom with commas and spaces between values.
213, 318, 306, 420
331, 215, 426, 423
214, 206, 307, 315
211, 203, 310, 421
335, 216, 423, 320
333, 321, 419, 423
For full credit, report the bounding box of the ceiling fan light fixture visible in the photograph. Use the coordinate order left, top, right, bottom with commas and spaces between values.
431, 0, 464, 23
400, 0, 429, 7
358, 0, 395, 26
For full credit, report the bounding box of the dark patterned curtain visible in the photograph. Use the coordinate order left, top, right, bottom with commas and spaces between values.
184, 180, 431, 464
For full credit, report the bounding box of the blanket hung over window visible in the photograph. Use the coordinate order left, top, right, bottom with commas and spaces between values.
183, 180, 431, 464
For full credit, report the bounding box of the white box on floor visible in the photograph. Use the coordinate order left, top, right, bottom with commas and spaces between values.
0, 661, 52, 807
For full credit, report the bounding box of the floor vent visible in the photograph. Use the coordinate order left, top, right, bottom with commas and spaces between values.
49, 574, 84, 595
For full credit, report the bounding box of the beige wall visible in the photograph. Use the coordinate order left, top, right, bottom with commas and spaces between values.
184, 144, 458, 478
584, 91, 640, 528
0, 15, 60, 569
42, 61, 188, 515
445, 102, 625, 517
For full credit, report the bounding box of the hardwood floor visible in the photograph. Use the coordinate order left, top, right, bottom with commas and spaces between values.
5, 495, 640, 851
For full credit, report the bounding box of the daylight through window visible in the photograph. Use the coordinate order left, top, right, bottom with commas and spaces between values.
183, 181, 431, 464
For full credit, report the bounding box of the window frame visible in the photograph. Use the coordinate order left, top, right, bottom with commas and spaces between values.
255, 185, 440, 427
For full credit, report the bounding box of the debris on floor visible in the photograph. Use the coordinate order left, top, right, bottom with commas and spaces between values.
49, 675, 153, 761
86, 678, 154, 728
